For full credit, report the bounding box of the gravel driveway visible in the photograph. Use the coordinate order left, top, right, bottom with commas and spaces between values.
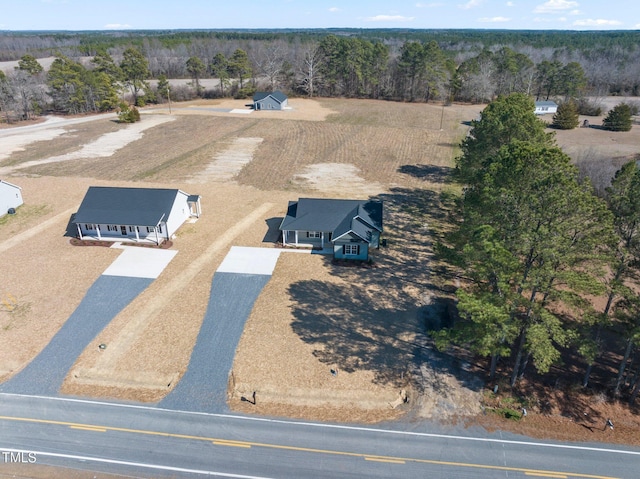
161, 247, 305, 412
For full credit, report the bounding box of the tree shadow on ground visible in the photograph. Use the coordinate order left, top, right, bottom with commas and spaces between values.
397, 164, 453, 184
288, 277, 482, 392
262, 217, 283, 243
288, 186, 483, 393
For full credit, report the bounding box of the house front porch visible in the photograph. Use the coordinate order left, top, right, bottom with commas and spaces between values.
281, 230, 333, 249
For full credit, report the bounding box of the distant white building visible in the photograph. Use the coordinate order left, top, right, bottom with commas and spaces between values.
0, 180, 23, 217
534, 100, 558, 115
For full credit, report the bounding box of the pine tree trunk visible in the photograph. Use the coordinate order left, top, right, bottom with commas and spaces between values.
614, 338, 634, 396
510, 329, 527, 387
489, 353, 498, 379
584, 287, 617, 387
629, 373, 640, 406
519, 352, 531, 380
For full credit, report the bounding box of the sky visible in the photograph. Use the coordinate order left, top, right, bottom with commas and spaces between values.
0, 0, 639, 31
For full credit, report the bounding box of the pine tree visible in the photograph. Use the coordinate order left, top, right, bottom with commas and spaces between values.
457, 92, 554, 185
603, 103, 633, 132
551, 100, 579, 130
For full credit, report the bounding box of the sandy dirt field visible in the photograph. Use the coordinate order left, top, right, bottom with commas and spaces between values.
2, 96, 639, 434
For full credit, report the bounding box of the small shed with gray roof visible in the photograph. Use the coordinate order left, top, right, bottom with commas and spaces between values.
74, 186, 201, 245
253, 91, 288, 110
279, 198, 383, 260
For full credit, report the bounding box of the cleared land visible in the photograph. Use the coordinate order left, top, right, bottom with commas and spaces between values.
1, 97, 639, 435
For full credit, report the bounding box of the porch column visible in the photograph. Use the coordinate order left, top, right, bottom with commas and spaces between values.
155, 226, 160, 245
76, 224, 83, 240
96, 225, 101, 240
282, 230, 287, 246
321, 232, 324, 249
135, 226, 139, 241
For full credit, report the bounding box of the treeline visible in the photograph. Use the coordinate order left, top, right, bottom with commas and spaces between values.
436, 93, 640, 404
1, 29, 640, 121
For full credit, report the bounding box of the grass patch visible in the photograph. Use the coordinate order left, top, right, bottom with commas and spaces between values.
487, 406, 523, 421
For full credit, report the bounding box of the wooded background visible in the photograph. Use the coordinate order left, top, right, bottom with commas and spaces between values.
1, 29, 639, 120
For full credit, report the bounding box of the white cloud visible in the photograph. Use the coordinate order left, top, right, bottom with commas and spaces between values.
533, 16, 566, 23
459, 0, 482, 10
569, 9, 581, 15
533, 0, 578, 14
478, 16, 511, 22
104, 23, 131, 29
506, 1, 514, 6
573, 18, 622, 26
328, 7, 340, 12
364, 15, 415, 22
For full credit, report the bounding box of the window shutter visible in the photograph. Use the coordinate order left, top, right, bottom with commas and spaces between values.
342, 245, 346, 255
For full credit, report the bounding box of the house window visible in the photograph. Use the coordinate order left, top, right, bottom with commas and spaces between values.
157, 224, 163, 233
306, 231, 321, 238
343, 244, 360, 256
85, 224, 95, 230
107, 225, 118, 232
146, 227, 155, 233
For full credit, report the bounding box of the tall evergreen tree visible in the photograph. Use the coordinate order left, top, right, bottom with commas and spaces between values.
186, 56, 206, 95
444, 141, 615, 385
456, 93, 554, 185
16, 54, 43, 76
551, 100, 579, 130
603, 103, 633, 132
120, 48, 151, 106
228, 49, 252, 89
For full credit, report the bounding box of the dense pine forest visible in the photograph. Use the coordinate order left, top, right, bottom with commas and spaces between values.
1, 29, 639, 120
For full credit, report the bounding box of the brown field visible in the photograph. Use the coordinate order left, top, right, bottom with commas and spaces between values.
2, 96, 640, 440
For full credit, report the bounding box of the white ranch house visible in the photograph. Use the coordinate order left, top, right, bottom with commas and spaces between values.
0, 179, 23, 217
534, 100, 558, 115
74, 186, 201, 245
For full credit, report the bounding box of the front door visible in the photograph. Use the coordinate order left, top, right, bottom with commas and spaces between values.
120, 226, 127, 235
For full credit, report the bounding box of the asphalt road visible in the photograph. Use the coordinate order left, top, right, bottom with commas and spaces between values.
1, 394, 639, 479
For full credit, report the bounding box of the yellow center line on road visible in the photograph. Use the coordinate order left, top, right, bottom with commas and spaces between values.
364, 456, 406, 464
0, 415, 619, 479
212, 440, 252, 448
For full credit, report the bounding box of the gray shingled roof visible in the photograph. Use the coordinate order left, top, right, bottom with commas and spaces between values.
74, 186, 184, 226
253, 91, 288, 103
279, 198, 382, 241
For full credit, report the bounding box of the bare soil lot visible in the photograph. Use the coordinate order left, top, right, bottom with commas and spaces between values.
2, 97, 639, 444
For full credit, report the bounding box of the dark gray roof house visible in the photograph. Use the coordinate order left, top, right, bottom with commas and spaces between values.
279, 198, 383, 260
253, 91, 288, 110
74, 186, 201, 244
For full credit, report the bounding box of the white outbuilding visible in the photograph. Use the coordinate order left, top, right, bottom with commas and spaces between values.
0, 179, 23, 218
534, 100, 558, 115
